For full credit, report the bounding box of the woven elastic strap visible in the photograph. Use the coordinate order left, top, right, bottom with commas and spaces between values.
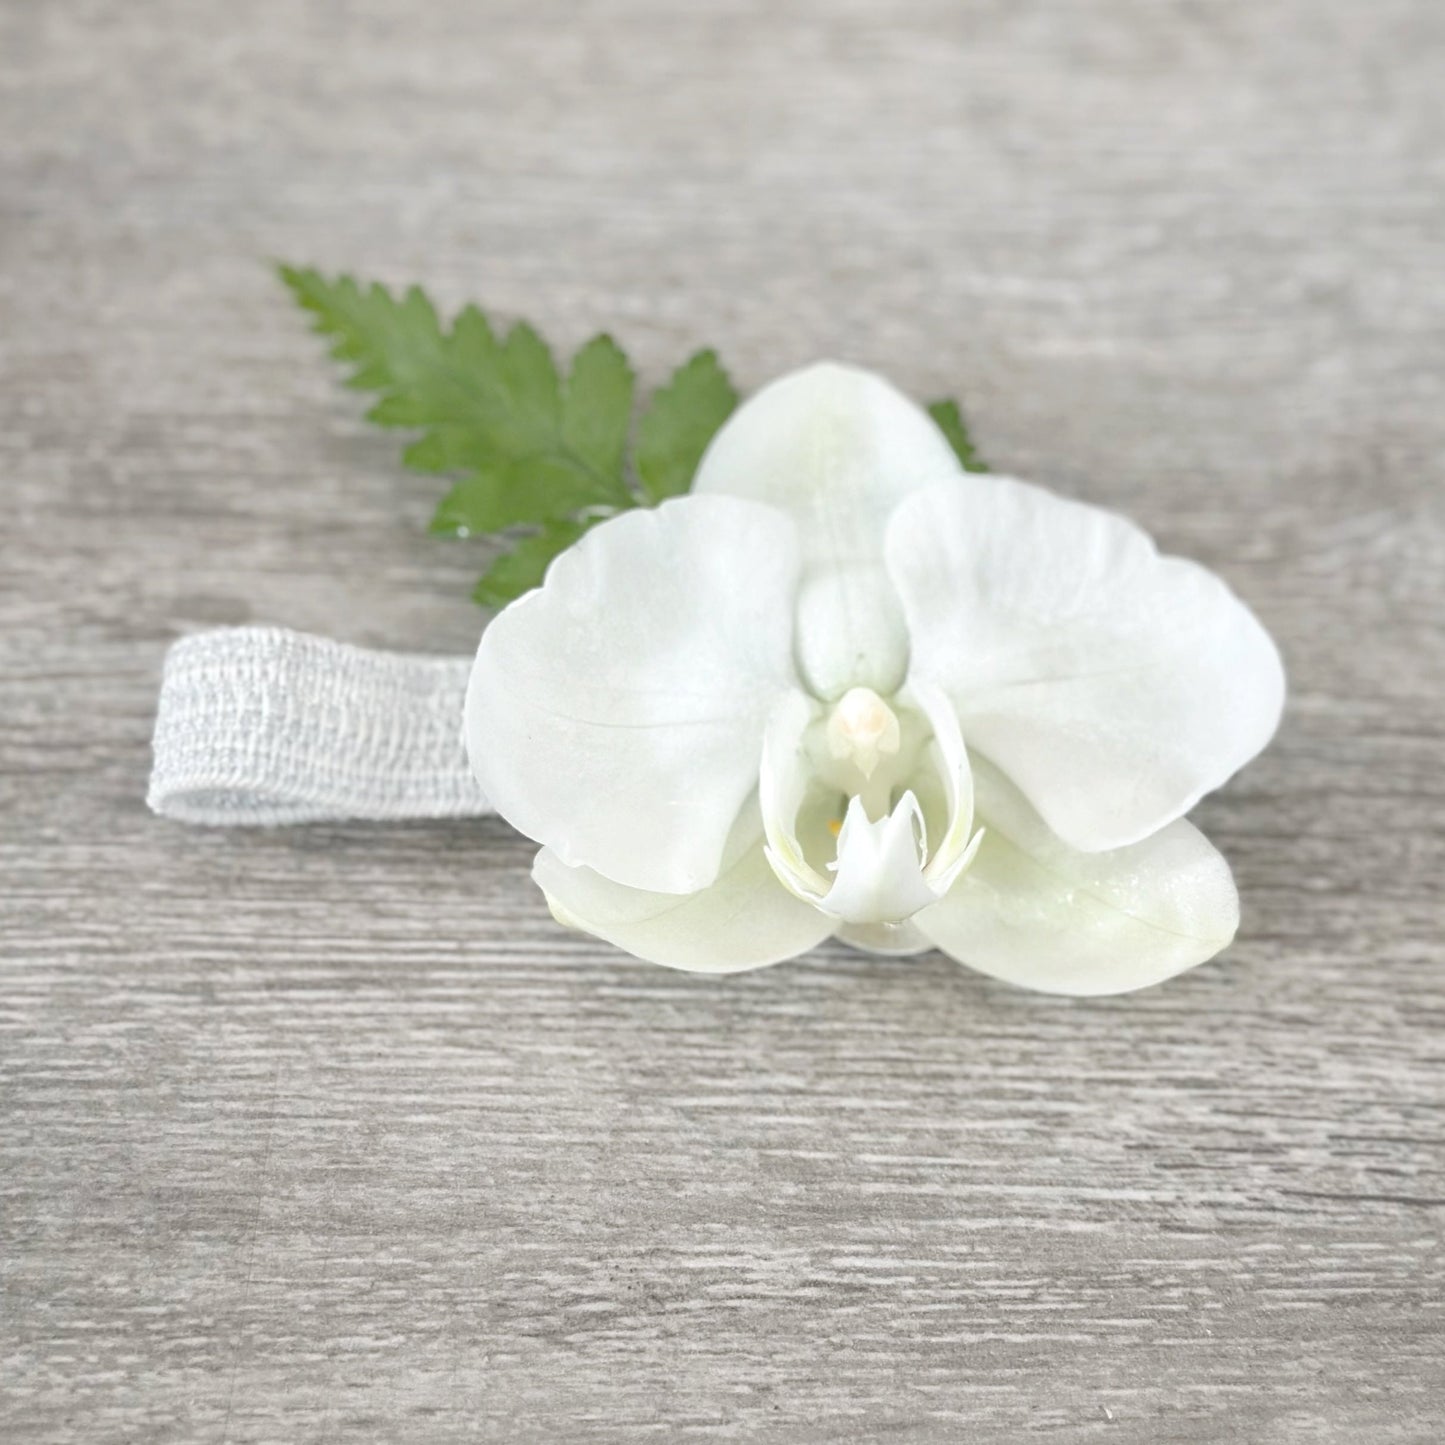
147, 627, 490, 825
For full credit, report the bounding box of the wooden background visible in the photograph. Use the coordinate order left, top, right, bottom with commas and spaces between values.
2, 1, 1442, 1440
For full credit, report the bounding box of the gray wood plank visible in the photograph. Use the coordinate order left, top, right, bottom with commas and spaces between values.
1, 1, 1442, 1440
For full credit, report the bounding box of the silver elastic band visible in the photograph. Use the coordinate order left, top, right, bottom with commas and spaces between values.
147, 627, 490, 825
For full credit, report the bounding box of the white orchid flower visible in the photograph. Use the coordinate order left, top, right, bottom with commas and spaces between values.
464, 363, 1284, 994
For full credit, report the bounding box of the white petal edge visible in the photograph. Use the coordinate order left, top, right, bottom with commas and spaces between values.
532, 815, 835, 974
886, 475, 1285, 852
694, 362, 963, 698
466, 495, 801, 894
914, 758, 1240, 996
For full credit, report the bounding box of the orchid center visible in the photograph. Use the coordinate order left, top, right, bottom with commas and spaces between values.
760, 685, 983, 932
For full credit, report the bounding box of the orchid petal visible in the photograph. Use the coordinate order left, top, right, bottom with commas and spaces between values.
533, 807, 834, 974
694, 361, 963, 560
694, 362, 962, 698
886, 476, 1285, 852
915, 758, 1240, 996
466, 496, 801, 894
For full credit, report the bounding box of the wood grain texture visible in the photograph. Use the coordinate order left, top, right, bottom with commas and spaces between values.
2, 1, 1443, 1440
